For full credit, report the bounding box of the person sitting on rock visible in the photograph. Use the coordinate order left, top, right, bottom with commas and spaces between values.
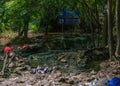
18, 44, 29, 53
4, 43, 18, 63
18, 44, 28, 50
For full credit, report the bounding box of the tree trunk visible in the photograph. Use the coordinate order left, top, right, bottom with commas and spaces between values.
115, 0, 120, 57
23, 21, 29, 38
18, 27, 24, 37
90, 15, 94, 47
94, 0, 101, 47
102, 14, 108, 47
45, 24, 48, 35
107, 0, 113, 59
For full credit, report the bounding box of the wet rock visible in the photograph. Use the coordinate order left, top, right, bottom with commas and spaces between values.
8, 62, 15, 68
58, 77, 69, 83
69, 72, 77, 76
93, 50, 103, 56
0, 77, 5, 82
16, 67, 26, 71
96, 79, 106, 86
58, 54, 66, 61
68, 80, 75, 84
29, 79, 38, 85
16, 62, 25, 67
54, 71, 62, 78
16, 77, 28, 83
69, 73, 74, 76
112, 69, 119, 74
13, 67, 27, 75
90, 70, 97, 75
100, 62, 108, 68
52, 66, 59, 70
91, 75, 97, 80
60, 59, 67, 63
85, 77, 92, 82
64, 64, 69, 69
10, 73, 18, 78
109, 61, 117, 68
98, 71, 106, 78
24, 65, 31, 71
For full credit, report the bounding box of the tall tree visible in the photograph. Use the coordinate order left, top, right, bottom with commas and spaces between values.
115, 0, 120, 57
107, 0, 113, 59
102, 12, 108, 47
102, 1, 108, 47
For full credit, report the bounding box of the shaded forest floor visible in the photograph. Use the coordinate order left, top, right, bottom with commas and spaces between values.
0, 32, 119, 86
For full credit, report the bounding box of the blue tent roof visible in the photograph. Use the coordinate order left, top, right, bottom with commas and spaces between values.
60, 9, 80, 18
58, 9, 80, 25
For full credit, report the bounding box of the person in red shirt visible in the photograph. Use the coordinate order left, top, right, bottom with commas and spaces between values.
4, 43, 15, 63
4, 43, 12, 56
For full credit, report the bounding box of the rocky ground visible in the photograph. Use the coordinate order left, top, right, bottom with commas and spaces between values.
0, 61, 119, 86
0, 53, 119, 86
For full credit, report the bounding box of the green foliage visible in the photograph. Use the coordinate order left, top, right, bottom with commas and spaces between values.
113, 26, 116, 32
2, 69, 11, 78
26, 60, 40, 68
29, 23, 37, 31
0, 0, 116, 38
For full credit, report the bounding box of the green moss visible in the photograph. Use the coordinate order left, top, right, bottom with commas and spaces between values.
26, 60, 41, 68
0, 61, 3, 69
85, 61, 101, 72
2, 69, 11, 78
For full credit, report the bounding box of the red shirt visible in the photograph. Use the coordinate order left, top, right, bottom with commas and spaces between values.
4, 46, 12, 55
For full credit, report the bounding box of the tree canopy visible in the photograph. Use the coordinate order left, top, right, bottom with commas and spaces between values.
0, 0, 120, 59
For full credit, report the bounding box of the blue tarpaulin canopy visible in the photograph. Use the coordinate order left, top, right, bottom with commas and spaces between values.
58, 9, 80, 25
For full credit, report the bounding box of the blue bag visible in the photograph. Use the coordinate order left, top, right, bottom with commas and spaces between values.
108, 77, 120, 86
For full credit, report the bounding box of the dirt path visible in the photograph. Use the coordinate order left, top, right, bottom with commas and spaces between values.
0, 31, 89, 45
0, 32, 43, 45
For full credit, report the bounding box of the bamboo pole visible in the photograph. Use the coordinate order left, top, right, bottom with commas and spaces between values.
1, 53, 8, 76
